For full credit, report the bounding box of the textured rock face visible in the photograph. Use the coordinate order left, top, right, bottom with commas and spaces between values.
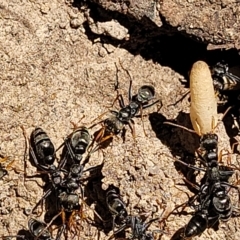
1, 0, 240, 239
90, 0, 162, 27
160, 0, 240, 49
89, 0, 240, 49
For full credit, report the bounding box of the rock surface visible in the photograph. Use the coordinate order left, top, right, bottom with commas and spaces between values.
0, 1, 240, 240
89, 0, 240, 49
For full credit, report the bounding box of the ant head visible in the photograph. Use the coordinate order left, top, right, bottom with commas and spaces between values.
200, 133, 218, 151
211, 61, 228, 75
137, 85, 155, 103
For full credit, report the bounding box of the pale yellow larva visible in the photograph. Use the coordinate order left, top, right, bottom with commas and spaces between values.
190, 61, 218, 135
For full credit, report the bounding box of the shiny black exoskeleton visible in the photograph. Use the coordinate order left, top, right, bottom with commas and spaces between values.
60, 164, 84, 193
211, 61, 240, 91
57, 191, 80, 213
117, 215, 156, 240
106, 185, 158, 240
106, 185, 128, 226
30, 128, 65, 214
61, 127, 91, 165
28, 218, 53, 240
175, 132, 236, 238
1, 219, 53, 240
199, 133, 234, 183
183, 181, 233, 238
30, 127, 56, 169
183, 208, 208, 238
177, 133, 234, 184
209, 183, 232, 222
105, 83, 160, 136
55, 164, 84, 220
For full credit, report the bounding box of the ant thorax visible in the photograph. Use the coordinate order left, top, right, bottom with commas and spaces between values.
118, 102, 140, 121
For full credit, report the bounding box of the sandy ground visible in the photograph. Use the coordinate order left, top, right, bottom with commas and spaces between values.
0, 1, 240, 240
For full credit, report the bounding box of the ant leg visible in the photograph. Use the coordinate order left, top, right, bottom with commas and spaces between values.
120, 127, 126, 143
163, 121, 196, 134
20, 126, 29, 184
56, 224, 65, 240
95, 125, 106, 143
59, 209, 67, 240
114, 62, 120, 91
129, 120, 136, 141
111, 63, 125, 108
217, 148, 232, 165
220, 106, 232, 121
213, 106, 232, 131
167, 90, 190, 107
166, 192, 199, 221
32, 188, 52, 216
144, 217, 159, 230
87, 125, 107, 153
218, 148, 224, 164
128, 73, 133, 102
81, 198, 107, 223
68, 210, 79, 238
118, 60, 133, 101
63, 138, 80, 164
90, 112, 108, 127
196, 148, 207, 166
109, 65, 125, 107
33, 212, 61, 239
117, 93, 125, 108
29, 146, 50, 172
113, 222, 128, 235
0, 157, 8, 163
182, 178, 200, 191
4, 160, 23, 174
93, 132, 115, 152
139, 106, 148, 137
143, 99, 162, 109
175, 158, 206, 172
70, 115, 85, 130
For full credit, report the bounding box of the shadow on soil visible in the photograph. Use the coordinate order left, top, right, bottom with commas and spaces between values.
72, 0, 240, 80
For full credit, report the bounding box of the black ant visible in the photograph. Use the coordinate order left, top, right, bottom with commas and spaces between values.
58, 126, 91, 167
90, 63, 161, 148
28, 218, 53, 240
1, 218, 53, 240
211, 61, 240, 92
27, 127, 66, 215
106, 185, 161, 240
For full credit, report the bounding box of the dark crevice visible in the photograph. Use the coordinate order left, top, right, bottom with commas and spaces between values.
73, 0, 240, 79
